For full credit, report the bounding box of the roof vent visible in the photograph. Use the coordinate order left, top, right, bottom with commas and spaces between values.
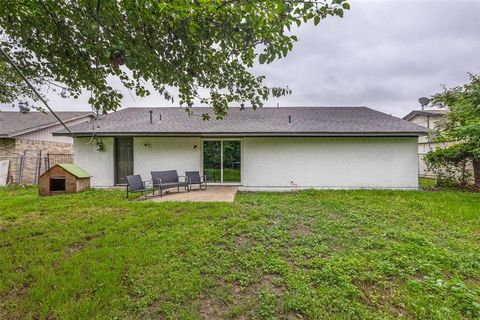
159, 113, 162, 121
149, 110, 153, 124
288, 115, 292, 125
19, 101, 30, 114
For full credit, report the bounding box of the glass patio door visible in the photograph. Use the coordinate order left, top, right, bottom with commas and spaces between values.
203, 140, 241, 183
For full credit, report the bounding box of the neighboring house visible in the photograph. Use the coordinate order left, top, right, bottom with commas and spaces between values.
403, 109, 449, 177
0, 111, 93, 184
54, 107, 426, 190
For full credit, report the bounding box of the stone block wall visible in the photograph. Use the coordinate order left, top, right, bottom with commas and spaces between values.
0, 138, 73, 184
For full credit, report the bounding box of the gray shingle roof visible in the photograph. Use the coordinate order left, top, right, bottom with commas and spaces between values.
55, 107, 427, 137
0, 111, 92, 137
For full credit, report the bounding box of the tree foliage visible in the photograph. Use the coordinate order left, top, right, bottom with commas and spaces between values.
426, 73, 480, 189
0, 59, 38, 105
0, 0, 349, 118
424, 144, 471, 188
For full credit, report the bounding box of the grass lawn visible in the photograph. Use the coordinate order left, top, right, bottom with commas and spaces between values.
0, 187, 479, 319
204, 168, 241, 182
419, 177, 437, 189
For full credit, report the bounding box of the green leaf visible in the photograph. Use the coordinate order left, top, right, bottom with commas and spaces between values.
342, 3, 351, 10
259, 54, 267, 64
0, 0, 347, 118
304, 3, 314, 10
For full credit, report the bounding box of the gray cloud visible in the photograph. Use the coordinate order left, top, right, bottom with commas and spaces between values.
257, 0, 480, 116
1, 0, 479, 118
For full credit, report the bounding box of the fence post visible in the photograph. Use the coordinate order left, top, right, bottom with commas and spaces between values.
34, 150, 42, 184
18, 151, 26, 184
44, 153, 50, 170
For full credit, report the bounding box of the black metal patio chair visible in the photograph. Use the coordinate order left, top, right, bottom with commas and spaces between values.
126, 174, 155, 198
186, 171, 207, 190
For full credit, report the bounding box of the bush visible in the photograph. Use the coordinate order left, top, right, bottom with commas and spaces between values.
424, 145, 472, 188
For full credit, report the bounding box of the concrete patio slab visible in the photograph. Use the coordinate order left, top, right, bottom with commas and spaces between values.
148, 186, 237, 202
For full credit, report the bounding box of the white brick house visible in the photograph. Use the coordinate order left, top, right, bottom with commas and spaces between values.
56, 107, 426, 190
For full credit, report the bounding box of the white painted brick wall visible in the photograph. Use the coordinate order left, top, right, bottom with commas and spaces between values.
73, 137, 114, 187
242, 137, 419, 190
134, 137, 201, 180
73, 136, 419, 189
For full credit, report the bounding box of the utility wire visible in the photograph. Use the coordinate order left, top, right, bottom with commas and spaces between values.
0, 45, 76, 137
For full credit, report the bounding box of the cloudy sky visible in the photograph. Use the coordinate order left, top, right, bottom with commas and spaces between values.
1, 0, 479, 117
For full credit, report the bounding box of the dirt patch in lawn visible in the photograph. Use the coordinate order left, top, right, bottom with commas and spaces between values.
289, 222, 312, 237
259, 273, 286, 294
64, 231, 105, 257
235, 235, 248, 249
199, 297, 227, 320
355, 279, 407, 318
142, 296, 168, 319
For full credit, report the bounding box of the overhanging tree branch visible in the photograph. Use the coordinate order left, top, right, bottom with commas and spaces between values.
0, 45, 76, 137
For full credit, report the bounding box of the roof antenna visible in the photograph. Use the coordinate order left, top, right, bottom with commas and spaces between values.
418, 97, 430, 111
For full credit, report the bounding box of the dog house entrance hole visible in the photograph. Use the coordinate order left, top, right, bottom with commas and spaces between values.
50, 177, 66, 192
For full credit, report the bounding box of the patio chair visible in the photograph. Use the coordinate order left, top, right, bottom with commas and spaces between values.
126, 174, 155, 198
186, 171, 207, 190
151, 170, 190, 197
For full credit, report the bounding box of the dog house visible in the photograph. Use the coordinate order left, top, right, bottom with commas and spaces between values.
38, 164, 91, 196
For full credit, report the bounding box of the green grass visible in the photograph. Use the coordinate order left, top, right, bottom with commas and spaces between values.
0, 187, 479, 319
419, 177, 437, 189
204, 168, 241, 182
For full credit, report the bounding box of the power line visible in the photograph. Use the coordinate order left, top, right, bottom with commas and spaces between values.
0, 45, 76, 137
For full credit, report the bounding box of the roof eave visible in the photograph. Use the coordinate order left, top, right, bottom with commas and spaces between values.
54, 131, 426, 137
403, 110, 447, 121
402, 112, 417, 121
8, 113, 94, 137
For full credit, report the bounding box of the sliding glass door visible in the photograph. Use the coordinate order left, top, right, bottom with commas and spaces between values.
203, 141, 222, 183
222, 141, 241, 182
203, 140, 241, 183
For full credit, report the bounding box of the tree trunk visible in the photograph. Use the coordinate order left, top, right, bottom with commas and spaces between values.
460, 160, 467, 189
473, 158, 480, 191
